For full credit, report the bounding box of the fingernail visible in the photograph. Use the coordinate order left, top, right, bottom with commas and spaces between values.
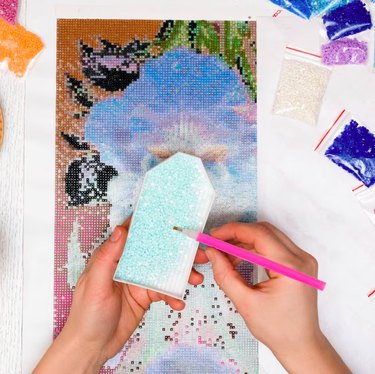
110, 226, 122, 242
210, 227, 218, 234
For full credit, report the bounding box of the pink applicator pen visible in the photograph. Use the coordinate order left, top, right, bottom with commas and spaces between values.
173, 227, 326, 291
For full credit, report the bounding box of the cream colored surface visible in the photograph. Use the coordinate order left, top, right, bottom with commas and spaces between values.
0, 1, 374, 373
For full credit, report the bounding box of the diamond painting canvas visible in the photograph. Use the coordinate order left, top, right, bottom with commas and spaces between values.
56, 19, 257, 373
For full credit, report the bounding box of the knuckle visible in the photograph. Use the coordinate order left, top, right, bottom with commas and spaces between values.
284, 257, 302, 270
298, 254, 318, 275
220, 222, 247, 240
93, 245, 109, 262
307, 255, 318, 271
213, 271, 227, 288
255, 222, 273, 236
227, 222, 243, 231
258, 221, 272, 229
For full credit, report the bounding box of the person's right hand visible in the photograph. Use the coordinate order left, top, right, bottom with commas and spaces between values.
199, 222, 351, 374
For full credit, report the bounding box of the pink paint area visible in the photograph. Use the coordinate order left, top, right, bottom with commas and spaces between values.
54, 187, 115, 373
0, 0, 18, 25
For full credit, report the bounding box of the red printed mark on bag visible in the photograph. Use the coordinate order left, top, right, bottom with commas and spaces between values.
314, 109, 346, 152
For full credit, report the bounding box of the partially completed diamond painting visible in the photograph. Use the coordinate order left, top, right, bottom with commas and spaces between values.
56, 19, 257, 373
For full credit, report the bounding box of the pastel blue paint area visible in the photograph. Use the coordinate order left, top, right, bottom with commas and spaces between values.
114, 153, 215, 299
83, 44, 256, 233
322, 0, 372, 41
325, 120, 375, 187
84, 47, 251, 174
269, 0, 312, 19
146, 345, 233, 373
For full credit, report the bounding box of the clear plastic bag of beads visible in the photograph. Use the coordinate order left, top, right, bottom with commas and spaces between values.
314, 109, 375, 188
268, 0, 355, 19
320, 36, 369, 66
310, 0, 353, 17
273, 46, 332, 126
268, 0, 313, 19
322, 0, 372, 41
353, 184, 375, 227
318, 2, 371, 66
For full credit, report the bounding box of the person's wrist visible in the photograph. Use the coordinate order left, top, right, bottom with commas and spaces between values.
271, 329, 326, 367
34, 328, 105, 374
54, 328, 106, 373
272, 329, 351, 374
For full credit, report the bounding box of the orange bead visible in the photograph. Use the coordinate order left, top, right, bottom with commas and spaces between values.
0, 18, 43, 77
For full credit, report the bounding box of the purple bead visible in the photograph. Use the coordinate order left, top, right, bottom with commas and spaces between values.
321, 38, 368, 65
322, 0, 372, 41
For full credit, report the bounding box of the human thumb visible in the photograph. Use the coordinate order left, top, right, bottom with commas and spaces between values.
89, 225, 127, 284
206, 247, 253, 306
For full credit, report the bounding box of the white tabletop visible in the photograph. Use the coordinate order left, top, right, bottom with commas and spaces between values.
0, 1, 374, 373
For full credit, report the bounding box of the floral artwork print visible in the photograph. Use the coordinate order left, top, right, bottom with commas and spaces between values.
56, 19, 257, 373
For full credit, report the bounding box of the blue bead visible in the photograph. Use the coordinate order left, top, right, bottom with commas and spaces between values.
269, 0, 312, 19
322, 0, 373, 41
325, 120, 375, 187
310, 0, 352, 15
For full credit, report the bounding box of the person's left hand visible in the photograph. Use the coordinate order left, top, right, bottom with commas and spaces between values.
34, 218, 205, 374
